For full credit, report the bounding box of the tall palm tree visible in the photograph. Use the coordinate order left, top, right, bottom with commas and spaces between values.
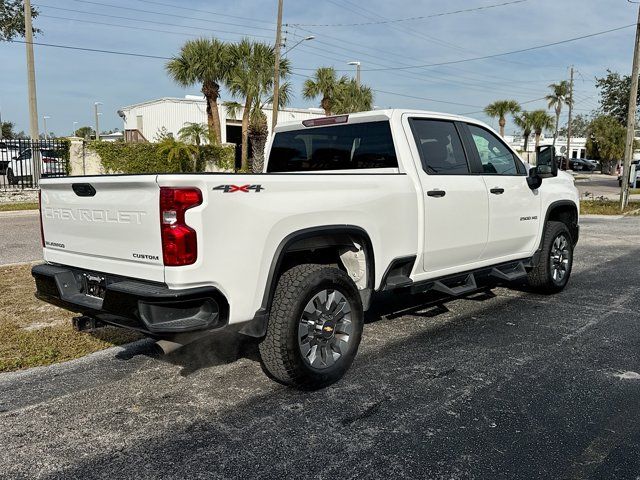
546, 80, 572, 152
484, 100, 521, 138
332, 79, 374, 114
302, 67, 349, 116
529, 110, 555, 150
514, 111, 534, 152
226, 39, 290, 171
166, 38, 230, 144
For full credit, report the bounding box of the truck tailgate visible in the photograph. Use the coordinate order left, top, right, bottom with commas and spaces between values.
40, 176, 164, 282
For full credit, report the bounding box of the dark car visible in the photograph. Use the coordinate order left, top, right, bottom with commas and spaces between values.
569, 158, 597, 172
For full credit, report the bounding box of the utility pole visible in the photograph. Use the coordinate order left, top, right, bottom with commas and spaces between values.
565, 66, 574, 172
271, 0, 284, 132
94, 102, 102, 140
620, 3, 640, 210
24, 0, 41, 184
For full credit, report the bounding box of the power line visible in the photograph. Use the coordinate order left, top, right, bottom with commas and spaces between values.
371, 89, 484, 108
9, 39, 172, 60
40, 14, 203, 39
131, 0, 274, 25
35, 4, 274, 39
293, 24, 635, 72
48, 0, 276, 32
324, 0, 535, 69
287, 0, 528, 27
39, 14, 272, 42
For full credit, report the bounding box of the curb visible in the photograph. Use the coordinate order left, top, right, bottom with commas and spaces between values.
0, 209, 39, 217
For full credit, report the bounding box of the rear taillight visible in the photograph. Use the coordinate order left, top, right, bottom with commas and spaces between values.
160, 187, 202, 266
38, 189, 45, 247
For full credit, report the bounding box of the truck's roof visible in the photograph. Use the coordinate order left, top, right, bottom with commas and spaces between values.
274, 109, 488, 132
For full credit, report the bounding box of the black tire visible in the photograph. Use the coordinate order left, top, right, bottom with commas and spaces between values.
527, 221, 574, 294
258, 263, 364, 389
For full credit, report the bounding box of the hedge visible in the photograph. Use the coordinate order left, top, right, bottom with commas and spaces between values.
88, 141, 235, 174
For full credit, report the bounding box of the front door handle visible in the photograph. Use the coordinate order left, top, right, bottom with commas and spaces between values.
427, 190, 446, 198
490, 187, 505, 195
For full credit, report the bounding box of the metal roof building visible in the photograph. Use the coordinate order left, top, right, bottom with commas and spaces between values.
118, 96, 325, 144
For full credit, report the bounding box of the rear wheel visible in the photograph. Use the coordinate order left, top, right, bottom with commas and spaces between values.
259, 263, 364, 389
527, 221, 573, 293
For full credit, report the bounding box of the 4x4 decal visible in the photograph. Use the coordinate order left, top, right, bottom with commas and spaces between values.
213, 184, 264, 193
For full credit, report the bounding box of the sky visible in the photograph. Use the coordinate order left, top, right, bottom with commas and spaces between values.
0, 0, 637, 136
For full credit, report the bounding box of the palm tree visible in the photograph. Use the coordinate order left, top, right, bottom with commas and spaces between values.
529, 110, 555, 150
514, 111, 534, 152
166, 38, 230, 144
484, 100, 521, 138
226, 39, 290, 171
302, 67, 349, 116
546, 80, 572, 152
178, 122, 208, 146
178, 122, 208, 171
332, 79, 374, 114
157, 137, 198, 173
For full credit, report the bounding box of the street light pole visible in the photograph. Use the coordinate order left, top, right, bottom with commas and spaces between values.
282, 35, 315, 56
271, 0, 284, 132
43, 115, 50, 140
348, 61, 361, 87
73, 121, 78, 136
94, 102, 102, 140
621, 3, 640, 210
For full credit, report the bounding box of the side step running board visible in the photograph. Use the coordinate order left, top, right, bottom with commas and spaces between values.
432, 274, 477, 296
489, 262, 528, 282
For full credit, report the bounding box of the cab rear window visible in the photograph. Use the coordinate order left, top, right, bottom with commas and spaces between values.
267, 121, 398, 172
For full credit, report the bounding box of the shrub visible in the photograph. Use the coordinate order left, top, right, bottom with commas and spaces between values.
201, 143, 235, 171
88, 141, 235, 174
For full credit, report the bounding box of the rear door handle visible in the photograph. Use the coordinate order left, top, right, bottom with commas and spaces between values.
490, 187, 505, 195
427, 190, 446, 198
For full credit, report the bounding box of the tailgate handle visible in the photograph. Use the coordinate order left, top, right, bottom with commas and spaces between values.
72, 183, 96, 197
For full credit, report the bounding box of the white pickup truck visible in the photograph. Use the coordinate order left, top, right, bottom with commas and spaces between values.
33, 110, 580, 388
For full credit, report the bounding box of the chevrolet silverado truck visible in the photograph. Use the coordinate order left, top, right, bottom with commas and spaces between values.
33, 110, 579, 388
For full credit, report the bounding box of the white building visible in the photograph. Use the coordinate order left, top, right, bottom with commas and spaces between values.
506, 134, 588, 159
119, 96, 324, 144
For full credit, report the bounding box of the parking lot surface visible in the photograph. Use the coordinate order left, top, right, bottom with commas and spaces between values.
0, 210, 40, 265
0, 216, 639, 479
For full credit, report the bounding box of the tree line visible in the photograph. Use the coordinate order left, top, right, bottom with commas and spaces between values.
485, 70, 638, 173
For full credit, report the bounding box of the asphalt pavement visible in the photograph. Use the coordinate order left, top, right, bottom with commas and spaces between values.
0, 210, 41, 265
0, 216, 639, 479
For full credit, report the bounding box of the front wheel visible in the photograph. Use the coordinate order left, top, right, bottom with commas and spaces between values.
259, 263, 364, 389
527, 221, 574, 293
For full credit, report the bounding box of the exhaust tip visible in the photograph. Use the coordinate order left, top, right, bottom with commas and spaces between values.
153, 339, 184, 356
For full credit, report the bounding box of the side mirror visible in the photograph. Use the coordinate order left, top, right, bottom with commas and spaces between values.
535, 145, 558, 179
527, 167, 543, 190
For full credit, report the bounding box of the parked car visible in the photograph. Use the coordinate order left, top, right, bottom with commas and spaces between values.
570, 158, 597, 172
33, 110, 580, 388
6, 147, 66, 185
618, 160, 640, 187
0, 142, 8, 175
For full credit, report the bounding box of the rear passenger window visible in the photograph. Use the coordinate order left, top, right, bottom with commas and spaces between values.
409, 119, 469, 175
267, 121, 398, 172
467, 124, 523, 175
